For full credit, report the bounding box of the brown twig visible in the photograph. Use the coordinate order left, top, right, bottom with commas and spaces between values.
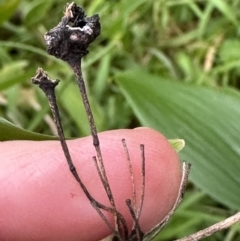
144, 162, 191, 240
33, 3, 237, 241
31, 68, 127, 240
176, 211, 240, 241
44, 2, 122, 235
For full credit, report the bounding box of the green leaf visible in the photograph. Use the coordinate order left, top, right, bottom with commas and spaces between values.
209, 0, 238, 26
23, 0, 54, 26
0, 41, 64, 64
169, 139, 185, 153
0, 60, 29, 90
0, 0, 20, 26
116, 69, 240, 210
0, 117, 57, 141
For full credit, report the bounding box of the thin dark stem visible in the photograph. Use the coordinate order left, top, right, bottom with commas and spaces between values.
137, 144, 145, 220
144, 162, 191, 240
68, 60, 99, 147
126, 199, 144, 241
93, 156, 129, 239
43, 3, 126, 238
31, 71, 76, 177
31, 68, 124, 238
93, 205, 119, 238
122, 139, 137, 213
68, 60, 120, 233
122, 140, 146, 240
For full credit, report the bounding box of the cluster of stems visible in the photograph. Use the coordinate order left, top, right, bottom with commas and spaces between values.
31, 2, 240, 241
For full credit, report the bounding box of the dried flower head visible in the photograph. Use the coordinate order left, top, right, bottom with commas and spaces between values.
44, 2, 100, 62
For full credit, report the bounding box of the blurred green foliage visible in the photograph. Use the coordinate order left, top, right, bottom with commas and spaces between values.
1, 0, 240, 240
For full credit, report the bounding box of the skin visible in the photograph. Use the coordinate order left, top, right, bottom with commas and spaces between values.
0, 128, 182, 241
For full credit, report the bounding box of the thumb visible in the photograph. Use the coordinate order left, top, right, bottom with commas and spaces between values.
0, 128, 182, 241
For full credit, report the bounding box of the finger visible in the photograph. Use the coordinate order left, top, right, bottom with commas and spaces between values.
0, 128, 182, 241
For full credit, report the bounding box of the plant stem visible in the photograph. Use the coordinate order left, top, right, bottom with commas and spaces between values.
31, 68, 127, 239
68, 59, 123, 236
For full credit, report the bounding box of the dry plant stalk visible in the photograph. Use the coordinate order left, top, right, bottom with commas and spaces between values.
31, 2, 240, 241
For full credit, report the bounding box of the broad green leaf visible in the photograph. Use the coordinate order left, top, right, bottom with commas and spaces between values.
0, 0, 20, 26
22, 0, 54, 26
116, 69, 240, 210
209, 0, 238, 26
0, 60, 29, 90
0, 117, 57, 141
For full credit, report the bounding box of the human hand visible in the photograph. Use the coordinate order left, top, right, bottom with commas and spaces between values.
0, 128, 182, 241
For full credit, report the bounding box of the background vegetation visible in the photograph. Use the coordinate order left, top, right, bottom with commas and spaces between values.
1, 0, 240, 240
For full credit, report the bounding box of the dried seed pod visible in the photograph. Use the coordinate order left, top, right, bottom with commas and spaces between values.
44, 2, 100, 62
